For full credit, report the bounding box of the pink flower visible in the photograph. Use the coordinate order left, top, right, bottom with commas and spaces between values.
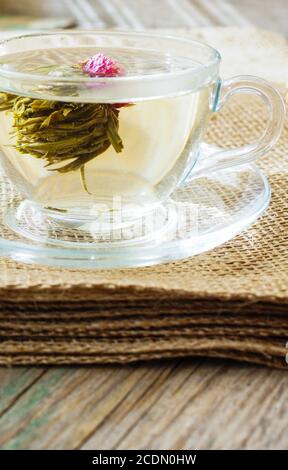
80, 53, 124, 78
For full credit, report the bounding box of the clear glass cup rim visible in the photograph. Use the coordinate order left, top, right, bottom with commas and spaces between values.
0, 29, 221, 85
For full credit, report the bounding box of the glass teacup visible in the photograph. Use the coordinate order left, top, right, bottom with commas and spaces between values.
0, 31, 284, 244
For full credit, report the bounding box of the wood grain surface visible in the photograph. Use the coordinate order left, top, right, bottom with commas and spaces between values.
0, 0, 287, 450
0, 0, 287, 35
0, 360, 288, 449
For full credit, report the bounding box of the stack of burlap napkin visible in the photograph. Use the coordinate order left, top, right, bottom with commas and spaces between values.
0, 28, 287, 368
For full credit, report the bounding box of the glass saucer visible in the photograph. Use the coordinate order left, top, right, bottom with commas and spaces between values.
0, 163, 270, 269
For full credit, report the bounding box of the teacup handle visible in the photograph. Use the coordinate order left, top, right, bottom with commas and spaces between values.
191, 75, 285, 178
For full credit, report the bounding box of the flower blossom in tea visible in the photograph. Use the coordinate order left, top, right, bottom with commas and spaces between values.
0, 53, 128, 193
0, 42, 212, 218
80, 53, 124, 77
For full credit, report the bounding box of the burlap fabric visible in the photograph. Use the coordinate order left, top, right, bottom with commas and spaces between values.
0, 93, 287, 368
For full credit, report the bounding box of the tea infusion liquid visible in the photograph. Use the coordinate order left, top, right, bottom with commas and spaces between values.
0, 47, 211, 216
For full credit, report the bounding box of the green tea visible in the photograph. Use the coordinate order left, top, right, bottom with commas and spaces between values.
0, 47, 211, 214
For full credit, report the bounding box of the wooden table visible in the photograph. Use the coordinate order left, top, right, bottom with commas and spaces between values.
0, 0, 287, 450
0, 0, 287, 36
0, 360, 287, 449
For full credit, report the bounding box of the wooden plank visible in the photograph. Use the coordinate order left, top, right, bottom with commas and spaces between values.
0, 367, 45, 417
82, 361, 288, 450
0, 361, 287, 450
0, 366, 127, 449
232, 0, 288, 36
2, 0, 286, 34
